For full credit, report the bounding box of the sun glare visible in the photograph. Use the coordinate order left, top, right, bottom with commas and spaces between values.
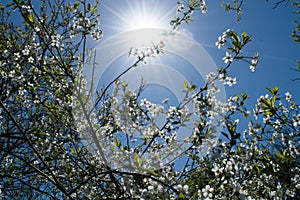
124, 1, 174, 30
102, 0, 175, 31
128, 12, 161, 30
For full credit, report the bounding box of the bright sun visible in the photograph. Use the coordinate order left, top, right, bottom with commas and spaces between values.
123, 1, 174, 30
101, 0, 176, 31
127, 12, 161, 30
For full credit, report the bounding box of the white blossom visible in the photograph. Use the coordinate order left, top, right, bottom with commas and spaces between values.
285, 92, 292, 102
250, 52, 259, 72
223, 51, 233, 64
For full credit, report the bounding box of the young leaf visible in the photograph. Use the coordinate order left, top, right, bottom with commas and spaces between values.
134, 153, 142, 167
254, 163, 261, 176
74, 1, 80, 9
231, 31, 241, 45
275, 151, 285, 159
149, 170, 158, 177
266, 86, 279, 95
178, 192, 185, 199
115, 137, 121, 147
183, 80, 188, 89
27, 13, 34, 23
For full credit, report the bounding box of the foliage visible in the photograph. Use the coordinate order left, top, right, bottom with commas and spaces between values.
0, 0, 299, 200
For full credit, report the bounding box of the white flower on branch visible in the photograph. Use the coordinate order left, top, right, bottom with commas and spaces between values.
223, 76, 237, 87
223, 51, 233, 64
285, 92, 292, 102
250, 52, 259, 72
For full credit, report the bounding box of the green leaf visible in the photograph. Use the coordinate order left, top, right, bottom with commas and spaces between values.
54, 89, 60, 95
178, 192, 185, 199
242, 31, 247, 39
232, 41, 240, 48
149, 170, 158, 177
189, 0, 197, 5
228, 124, 236, 135
183, 80, 188, 89
254, 163, 261, 176
242, 31, 252, 44
231, 31, 240, 45
271, 96, 276, 107
189, 84, 197, 92
283, 149, 287, 157
275, 151, 285, 159
74, 1, 80, 9
70, 148, 76, 154
115, 137, 121, 147
134, 153, 142, 167
183, 80, 196, 92
266, 86, 279, 95
27, 13, 34, 23
122, 82, 128, 88
91, 6, 98, 12
241, 92, 249, 101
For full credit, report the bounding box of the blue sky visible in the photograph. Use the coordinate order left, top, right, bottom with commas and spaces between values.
95, 0, 299, 107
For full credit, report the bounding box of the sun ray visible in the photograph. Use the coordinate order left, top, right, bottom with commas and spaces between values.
157, 5, 178, 25
100, 0, 180, 33
123, 0, 172, 30
101, 24, 124, 32
101, 3, 131, 27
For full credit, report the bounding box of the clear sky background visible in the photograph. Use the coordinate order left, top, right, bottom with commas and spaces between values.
95, 0, 299, 108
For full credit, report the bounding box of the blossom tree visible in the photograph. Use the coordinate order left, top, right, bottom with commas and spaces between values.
0, 0, 299, 199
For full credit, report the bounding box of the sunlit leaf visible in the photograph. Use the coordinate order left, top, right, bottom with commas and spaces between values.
27, 13, 34, 23
115, 137, 121, 147
275, 151, 285, 159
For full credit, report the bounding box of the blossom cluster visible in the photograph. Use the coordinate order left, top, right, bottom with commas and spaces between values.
215, 29, 233, 49
215, 29, 259, 72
